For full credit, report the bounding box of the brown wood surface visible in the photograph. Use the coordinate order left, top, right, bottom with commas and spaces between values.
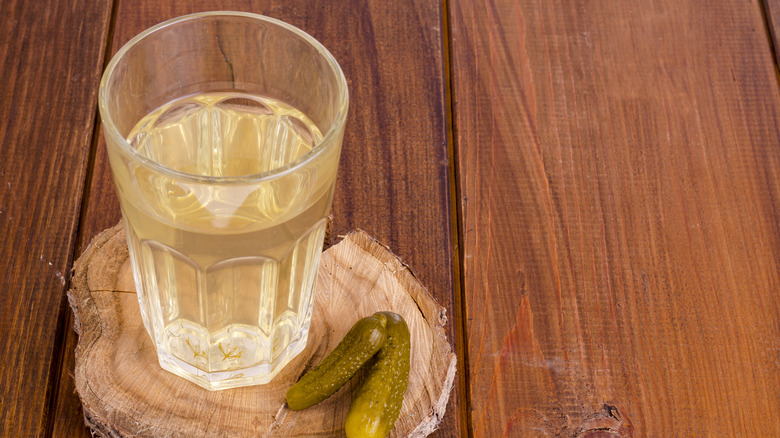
50, 126, 118, 437
450, 0, 780, 436
5, 0, 780, 435
50, 1, 458, 437
67, 224, 455, 437
0, 0, 112, 436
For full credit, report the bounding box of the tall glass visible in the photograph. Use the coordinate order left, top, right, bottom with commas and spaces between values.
99, 12, 348, 390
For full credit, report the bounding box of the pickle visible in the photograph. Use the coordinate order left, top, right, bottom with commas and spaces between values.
344, 311, 411, 438
286, 314, 388, 411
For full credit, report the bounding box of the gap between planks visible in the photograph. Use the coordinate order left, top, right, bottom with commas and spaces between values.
44, 0, 121, 436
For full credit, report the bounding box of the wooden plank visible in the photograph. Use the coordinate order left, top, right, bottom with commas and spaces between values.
449, 0, 780, 436
0, 0, 112, 436
50, 138, 117, 437
52, 1, 459, 436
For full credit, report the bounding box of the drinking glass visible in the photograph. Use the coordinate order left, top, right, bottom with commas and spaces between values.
98, 11, 348, 390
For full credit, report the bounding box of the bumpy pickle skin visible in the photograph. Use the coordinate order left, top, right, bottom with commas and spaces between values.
344, 311, 411, 438
286, 314, 388, 411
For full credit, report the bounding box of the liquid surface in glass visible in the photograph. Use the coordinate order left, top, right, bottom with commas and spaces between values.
117, 92, 334, 389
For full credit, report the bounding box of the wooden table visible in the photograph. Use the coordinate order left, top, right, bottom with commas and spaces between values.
2, 0, 779, 436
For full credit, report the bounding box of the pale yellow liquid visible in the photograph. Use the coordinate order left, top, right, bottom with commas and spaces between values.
116, 92, 337, 390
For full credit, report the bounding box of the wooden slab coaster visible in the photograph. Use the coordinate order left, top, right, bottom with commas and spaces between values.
67, 222, 456, 437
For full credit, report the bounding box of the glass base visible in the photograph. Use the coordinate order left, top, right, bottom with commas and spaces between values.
155, 328, 310, 390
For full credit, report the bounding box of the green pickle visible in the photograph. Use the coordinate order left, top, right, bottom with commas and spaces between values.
286, 314, 388, 411
345, 311, 411, 438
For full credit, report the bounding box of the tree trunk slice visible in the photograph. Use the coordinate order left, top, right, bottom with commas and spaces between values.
67, 222, 456, 437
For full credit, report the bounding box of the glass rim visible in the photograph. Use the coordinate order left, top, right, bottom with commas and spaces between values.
98, 11, 349, 185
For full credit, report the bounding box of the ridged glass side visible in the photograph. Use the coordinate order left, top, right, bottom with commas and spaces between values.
124, 218, 328, 389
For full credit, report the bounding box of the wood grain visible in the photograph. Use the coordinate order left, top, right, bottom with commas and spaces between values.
50, 130, 120, 438
449, 0, 780, 436
67, 224, 454, 437
52, 1, 458, 436
0, 0, 112, 436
